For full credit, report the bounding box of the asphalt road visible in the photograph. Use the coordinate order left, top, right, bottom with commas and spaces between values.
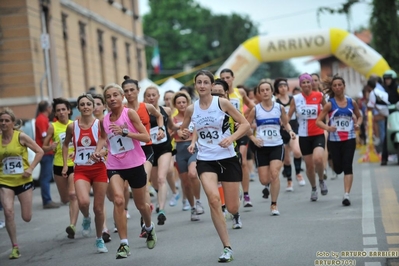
0, 152, 398, 266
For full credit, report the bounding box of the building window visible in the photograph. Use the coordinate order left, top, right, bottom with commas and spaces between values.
79, 21, 89, 90
136, 47, 142, 80
112, 37, 118, 82
125, 42, 131, 76
112, 37, 118, 59
61, 13, 68, 40
97, 29, 105, 86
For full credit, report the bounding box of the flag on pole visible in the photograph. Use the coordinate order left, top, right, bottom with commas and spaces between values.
151, 46, 161, 74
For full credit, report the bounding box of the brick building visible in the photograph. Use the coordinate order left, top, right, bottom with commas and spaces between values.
0, 0, 149, 119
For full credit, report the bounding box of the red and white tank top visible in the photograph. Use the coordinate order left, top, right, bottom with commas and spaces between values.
294, 91, 324, 137
73, 119, 100, 166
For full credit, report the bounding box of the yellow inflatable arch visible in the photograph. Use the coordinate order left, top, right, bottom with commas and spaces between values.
215, 28, 391, 85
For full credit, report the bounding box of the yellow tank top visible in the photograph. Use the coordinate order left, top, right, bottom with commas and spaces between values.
0, 131, 31, 186
53, 120, 74, 166
171, 108, 179, 149
229, 88, 244, 113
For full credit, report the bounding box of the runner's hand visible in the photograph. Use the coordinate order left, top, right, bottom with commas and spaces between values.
22, 167, 33, 178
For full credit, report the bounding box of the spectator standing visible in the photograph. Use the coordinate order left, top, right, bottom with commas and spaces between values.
35, 101, 60, 209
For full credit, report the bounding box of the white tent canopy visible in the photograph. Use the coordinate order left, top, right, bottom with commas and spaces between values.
136, 77, 183, 106
159, 78, 184, 94
138, 78, 160, 103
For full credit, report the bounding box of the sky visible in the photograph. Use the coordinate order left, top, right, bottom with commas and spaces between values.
138, 0, 373, 74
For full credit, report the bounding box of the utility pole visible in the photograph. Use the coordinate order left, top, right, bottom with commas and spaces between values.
40, 6, 53, 101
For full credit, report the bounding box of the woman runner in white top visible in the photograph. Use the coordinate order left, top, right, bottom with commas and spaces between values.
180, 70, 250, 263
246, 81, 296, 216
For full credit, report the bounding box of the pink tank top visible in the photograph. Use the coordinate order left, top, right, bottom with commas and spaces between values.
103, 107, 145, 169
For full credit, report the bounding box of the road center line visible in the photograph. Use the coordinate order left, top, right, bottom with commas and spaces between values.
362, 168, 376, 235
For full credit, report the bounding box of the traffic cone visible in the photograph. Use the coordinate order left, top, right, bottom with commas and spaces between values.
358, 111, 380, 163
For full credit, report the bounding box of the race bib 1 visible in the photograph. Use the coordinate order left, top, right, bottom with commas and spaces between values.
109, 134, 134, 155
300, 104, 318, 119
150, 126, 167, 145
2, 156, 23, 175
333, 116, 352, 132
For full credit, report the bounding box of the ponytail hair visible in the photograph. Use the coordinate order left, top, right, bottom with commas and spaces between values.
121, 75, 139, 89
322, 75, 345, 98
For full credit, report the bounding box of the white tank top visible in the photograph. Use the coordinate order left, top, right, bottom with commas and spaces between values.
192, 96, 236, 161
254, 102, 283, 147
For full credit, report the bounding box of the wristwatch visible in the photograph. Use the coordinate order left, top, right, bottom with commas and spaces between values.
122, 128, 129, 137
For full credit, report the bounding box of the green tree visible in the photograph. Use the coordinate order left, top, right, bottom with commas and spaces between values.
143, 0, 258, 82
143, 0, 300, 84
370, 0, 399, 71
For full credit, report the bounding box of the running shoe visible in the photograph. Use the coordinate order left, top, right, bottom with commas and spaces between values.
82, 216, 91, 237
139, 226, 147, 238
221, 205, 229, 220
182, 199, 190, 211
342, 194, 351, 206
270, 204, 280, 216
232, 214, 242, 229
157, 211, 166, 225
311, 190, 318, 202
66, 224, 76, 239
319, 181, 328, 195
113, 226, 118, 233
146, 222, 157, 249
249, 172, 256, 182
155, 204, 160, 214
223, 209, 229, 221
196, 201, 205, 215
218, 247, 234, 263
243, 194, 253, 207
169, 193, 180, 207
96, 239, 108, 253
286, 181, 294, 192
0, 220, 5, 229
125, 210, 131, 219
331, 172, 339, 180
191, 208, 200, 221
323, 170, 328, 180
262, 186, 269, 199
102, 230, 111, 243
296, 174, 306, 186
9, 246, 20, 259
148, 185, 156, 197
116, 243, 131, 259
